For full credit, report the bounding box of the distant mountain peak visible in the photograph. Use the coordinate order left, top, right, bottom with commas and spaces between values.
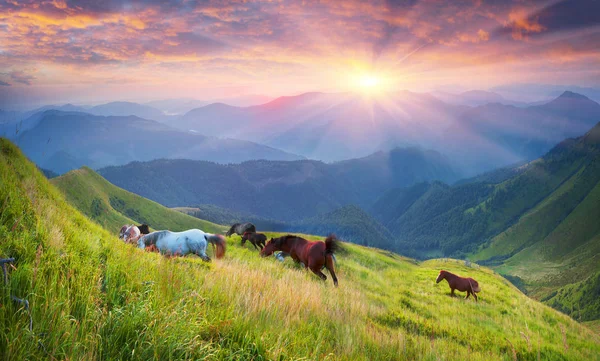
557, 91, 590, 101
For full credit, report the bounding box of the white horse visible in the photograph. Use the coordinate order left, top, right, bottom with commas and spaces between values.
137, 229, 226, 261
119, 225, 141, 244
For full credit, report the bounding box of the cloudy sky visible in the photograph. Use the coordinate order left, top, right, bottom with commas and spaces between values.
0, 0, 599, 106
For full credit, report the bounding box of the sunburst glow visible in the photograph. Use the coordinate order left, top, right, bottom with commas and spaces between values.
352, 73, 386, 95
359, 75, 380, 88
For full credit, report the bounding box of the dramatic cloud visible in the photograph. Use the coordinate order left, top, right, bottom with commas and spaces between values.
0, 0, 598, 104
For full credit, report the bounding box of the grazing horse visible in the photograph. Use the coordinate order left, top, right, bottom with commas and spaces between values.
436, 270, 481, 301
138, 229, 226, 261
226, 222, 256, 237
241, 232, 267, 250
261, 234, 339, 286
119, 225, 141, 244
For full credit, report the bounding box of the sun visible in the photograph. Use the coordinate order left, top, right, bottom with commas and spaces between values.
359, 75, 380, 88
351, 73, 386, 95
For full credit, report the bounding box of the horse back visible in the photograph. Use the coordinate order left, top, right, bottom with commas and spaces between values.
243, 223, 256, 233
304, 240, 326, 258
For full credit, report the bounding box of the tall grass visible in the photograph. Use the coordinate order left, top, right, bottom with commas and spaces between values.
1, 138, 600, 360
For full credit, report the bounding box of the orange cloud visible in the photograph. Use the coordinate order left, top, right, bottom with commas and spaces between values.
508, 8, 545, 40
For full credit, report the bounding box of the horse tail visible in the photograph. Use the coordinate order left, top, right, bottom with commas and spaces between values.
207, 234, 226, 259
469, 278, 481, 293
325, 234, 339, 255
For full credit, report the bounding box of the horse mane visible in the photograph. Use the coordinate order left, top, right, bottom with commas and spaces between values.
140, 230, 168, 246
440, 270, 454, 277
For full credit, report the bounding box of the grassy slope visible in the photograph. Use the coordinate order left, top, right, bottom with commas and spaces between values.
586, 320, 600, 335
50, 166, 224, 234
2, 137, 600, 360
471, 138, 600, 321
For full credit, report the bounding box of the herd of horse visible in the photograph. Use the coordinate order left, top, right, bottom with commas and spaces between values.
118, 222, 481, 297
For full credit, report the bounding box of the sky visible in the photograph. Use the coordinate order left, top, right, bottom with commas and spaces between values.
0, 0, 599, 108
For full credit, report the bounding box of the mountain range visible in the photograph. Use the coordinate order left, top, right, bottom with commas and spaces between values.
98, 146, 458, 221
431, 90, 529, 107
13, 110, 302, 174
5, 89, 599, 178
170, 90, 600, 175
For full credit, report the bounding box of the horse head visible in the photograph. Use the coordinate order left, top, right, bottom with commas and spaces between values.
119, 225, 129, 240
260, 237, 279, 257
436, 270, 446, 283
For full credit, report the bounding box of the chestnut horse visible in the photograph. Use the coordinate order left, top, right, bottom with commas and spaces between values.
241, 232, 267, 250
261, 234, 339, 286
436, 270, 481, 301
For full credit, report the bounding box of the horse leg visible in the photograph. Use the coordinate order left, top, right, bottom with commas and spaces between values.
195, 245, 211, 262
251, 240, 259, 250
473, 292, 478, 302
465, 291, 471, 299
451, 288, 456, 297
309, 266, 327, 282
325, 254, 338, 287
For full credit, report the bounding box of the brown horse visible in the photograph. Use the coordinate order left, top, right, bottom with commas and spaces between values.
261, 234, 339, 286
241, 232, 267, 250
436, 270, 481, 301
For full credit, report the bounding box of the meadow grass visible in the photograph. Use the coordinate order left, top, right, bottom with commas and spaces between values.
2, 138, 600, 360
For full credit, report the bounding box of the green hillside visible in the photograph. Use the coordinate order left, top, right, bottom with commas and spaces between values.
289, 205, 396, 250
51, 166, 224, 234
2, 137, 600, 359
372, 123, 600, 322
472, 124, 600, 321
173, 204, 288, 231
177, 204, 396, 251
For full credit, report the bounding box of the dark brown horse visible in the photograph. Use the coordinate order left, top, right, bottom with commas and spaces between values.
226, 223, 256, 237
261, 234, 339, 286
436, 270, 481, 301
241, 232, 267, 250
